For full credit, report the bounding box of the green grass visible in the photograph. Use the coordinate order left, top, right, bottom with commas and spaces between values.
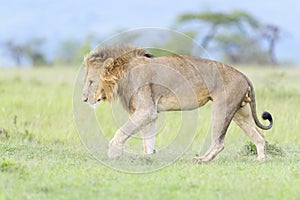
0, 66, 300, 199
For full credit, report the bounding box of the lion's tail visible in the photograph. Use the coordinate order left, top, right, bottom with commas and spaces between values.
245, 77, 273, 130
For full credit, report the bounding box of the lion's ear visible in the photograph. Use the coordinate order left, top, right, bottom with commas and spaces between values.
103, 58, 114, 74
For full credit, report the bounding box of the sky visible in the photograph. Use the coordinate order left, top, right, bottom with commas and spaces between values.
1, 0, 299, 66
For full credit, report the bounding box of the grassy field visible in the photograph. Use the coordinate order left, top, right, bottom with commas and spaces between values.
0, 66, 299, 199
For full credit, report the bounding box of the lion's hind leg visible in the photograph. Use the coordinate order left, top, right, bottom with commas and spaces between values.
193, 140, 225, 164
233, 103, 266, 161
193, 98, 238, 164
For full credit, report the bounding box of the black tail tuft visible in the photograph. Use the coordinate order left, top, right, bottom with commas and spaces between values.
262, 112, 272, 120
261, 111, 273, 130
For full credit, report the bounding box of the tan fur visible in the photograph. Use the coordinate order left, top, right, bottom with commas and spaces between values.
82, 45, 273, 163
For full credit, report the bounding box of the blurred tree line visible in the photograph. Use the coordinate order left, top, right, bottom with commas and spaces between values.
3, 34, 99, 67
2, 10, 282, 67
176, 10, 281, 65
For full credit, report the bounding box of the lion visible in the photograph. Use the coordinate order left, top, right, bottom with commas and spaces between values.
82, 45, 273, 163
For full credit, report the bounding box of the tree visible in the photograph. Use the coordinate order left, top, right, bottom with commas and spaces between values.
215, 34, 269, 64
177, 10, 260, 49
176, 10, 282, 65
4, 38, 48, 67
23, 38, 47, 66
4, 40, 25, 66
261, 24, 280, 65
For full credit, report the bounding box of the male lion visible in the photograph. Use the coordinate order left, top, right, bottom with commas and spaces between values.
82, 45, 273, 163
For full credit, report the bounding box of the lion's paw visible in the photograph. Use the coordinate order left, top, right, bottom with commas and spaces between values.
256, 155, 266, 162
108, 140, 123, 159
192, 156, 208, 164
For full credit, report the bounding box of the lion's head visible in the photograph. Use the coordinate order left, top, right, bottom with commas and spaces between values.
81, 58, 111, 107
82, 45, 152, 107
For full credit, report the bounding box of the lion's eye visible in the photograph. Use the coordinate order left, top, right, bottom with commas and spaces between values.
89, 80, 93, 86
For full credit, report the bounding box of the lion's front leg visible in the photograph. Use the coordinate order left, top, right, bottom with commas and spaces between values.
108, 109, 158, 159
108, 84, 157, 159
141, 121, 156, 155
108, 129, 129, 159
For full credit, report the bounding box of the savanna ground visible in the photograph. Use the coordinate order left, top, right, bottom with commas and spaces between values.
0, 65, 299, 199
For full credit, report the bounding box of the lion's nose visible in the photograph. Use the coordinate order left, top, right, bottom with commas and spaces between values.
82, 97, 88, 102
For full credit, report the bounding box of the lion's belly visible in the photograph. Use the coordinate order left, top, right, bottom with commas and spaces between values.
157, 95, 209, 111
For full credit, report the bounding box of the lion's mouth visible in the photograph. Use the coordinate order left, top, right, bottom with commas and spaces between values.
89, 102, 99, 109
97, 96, 106, 102
89, 94, 106, 109
97, 93, 106, 102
